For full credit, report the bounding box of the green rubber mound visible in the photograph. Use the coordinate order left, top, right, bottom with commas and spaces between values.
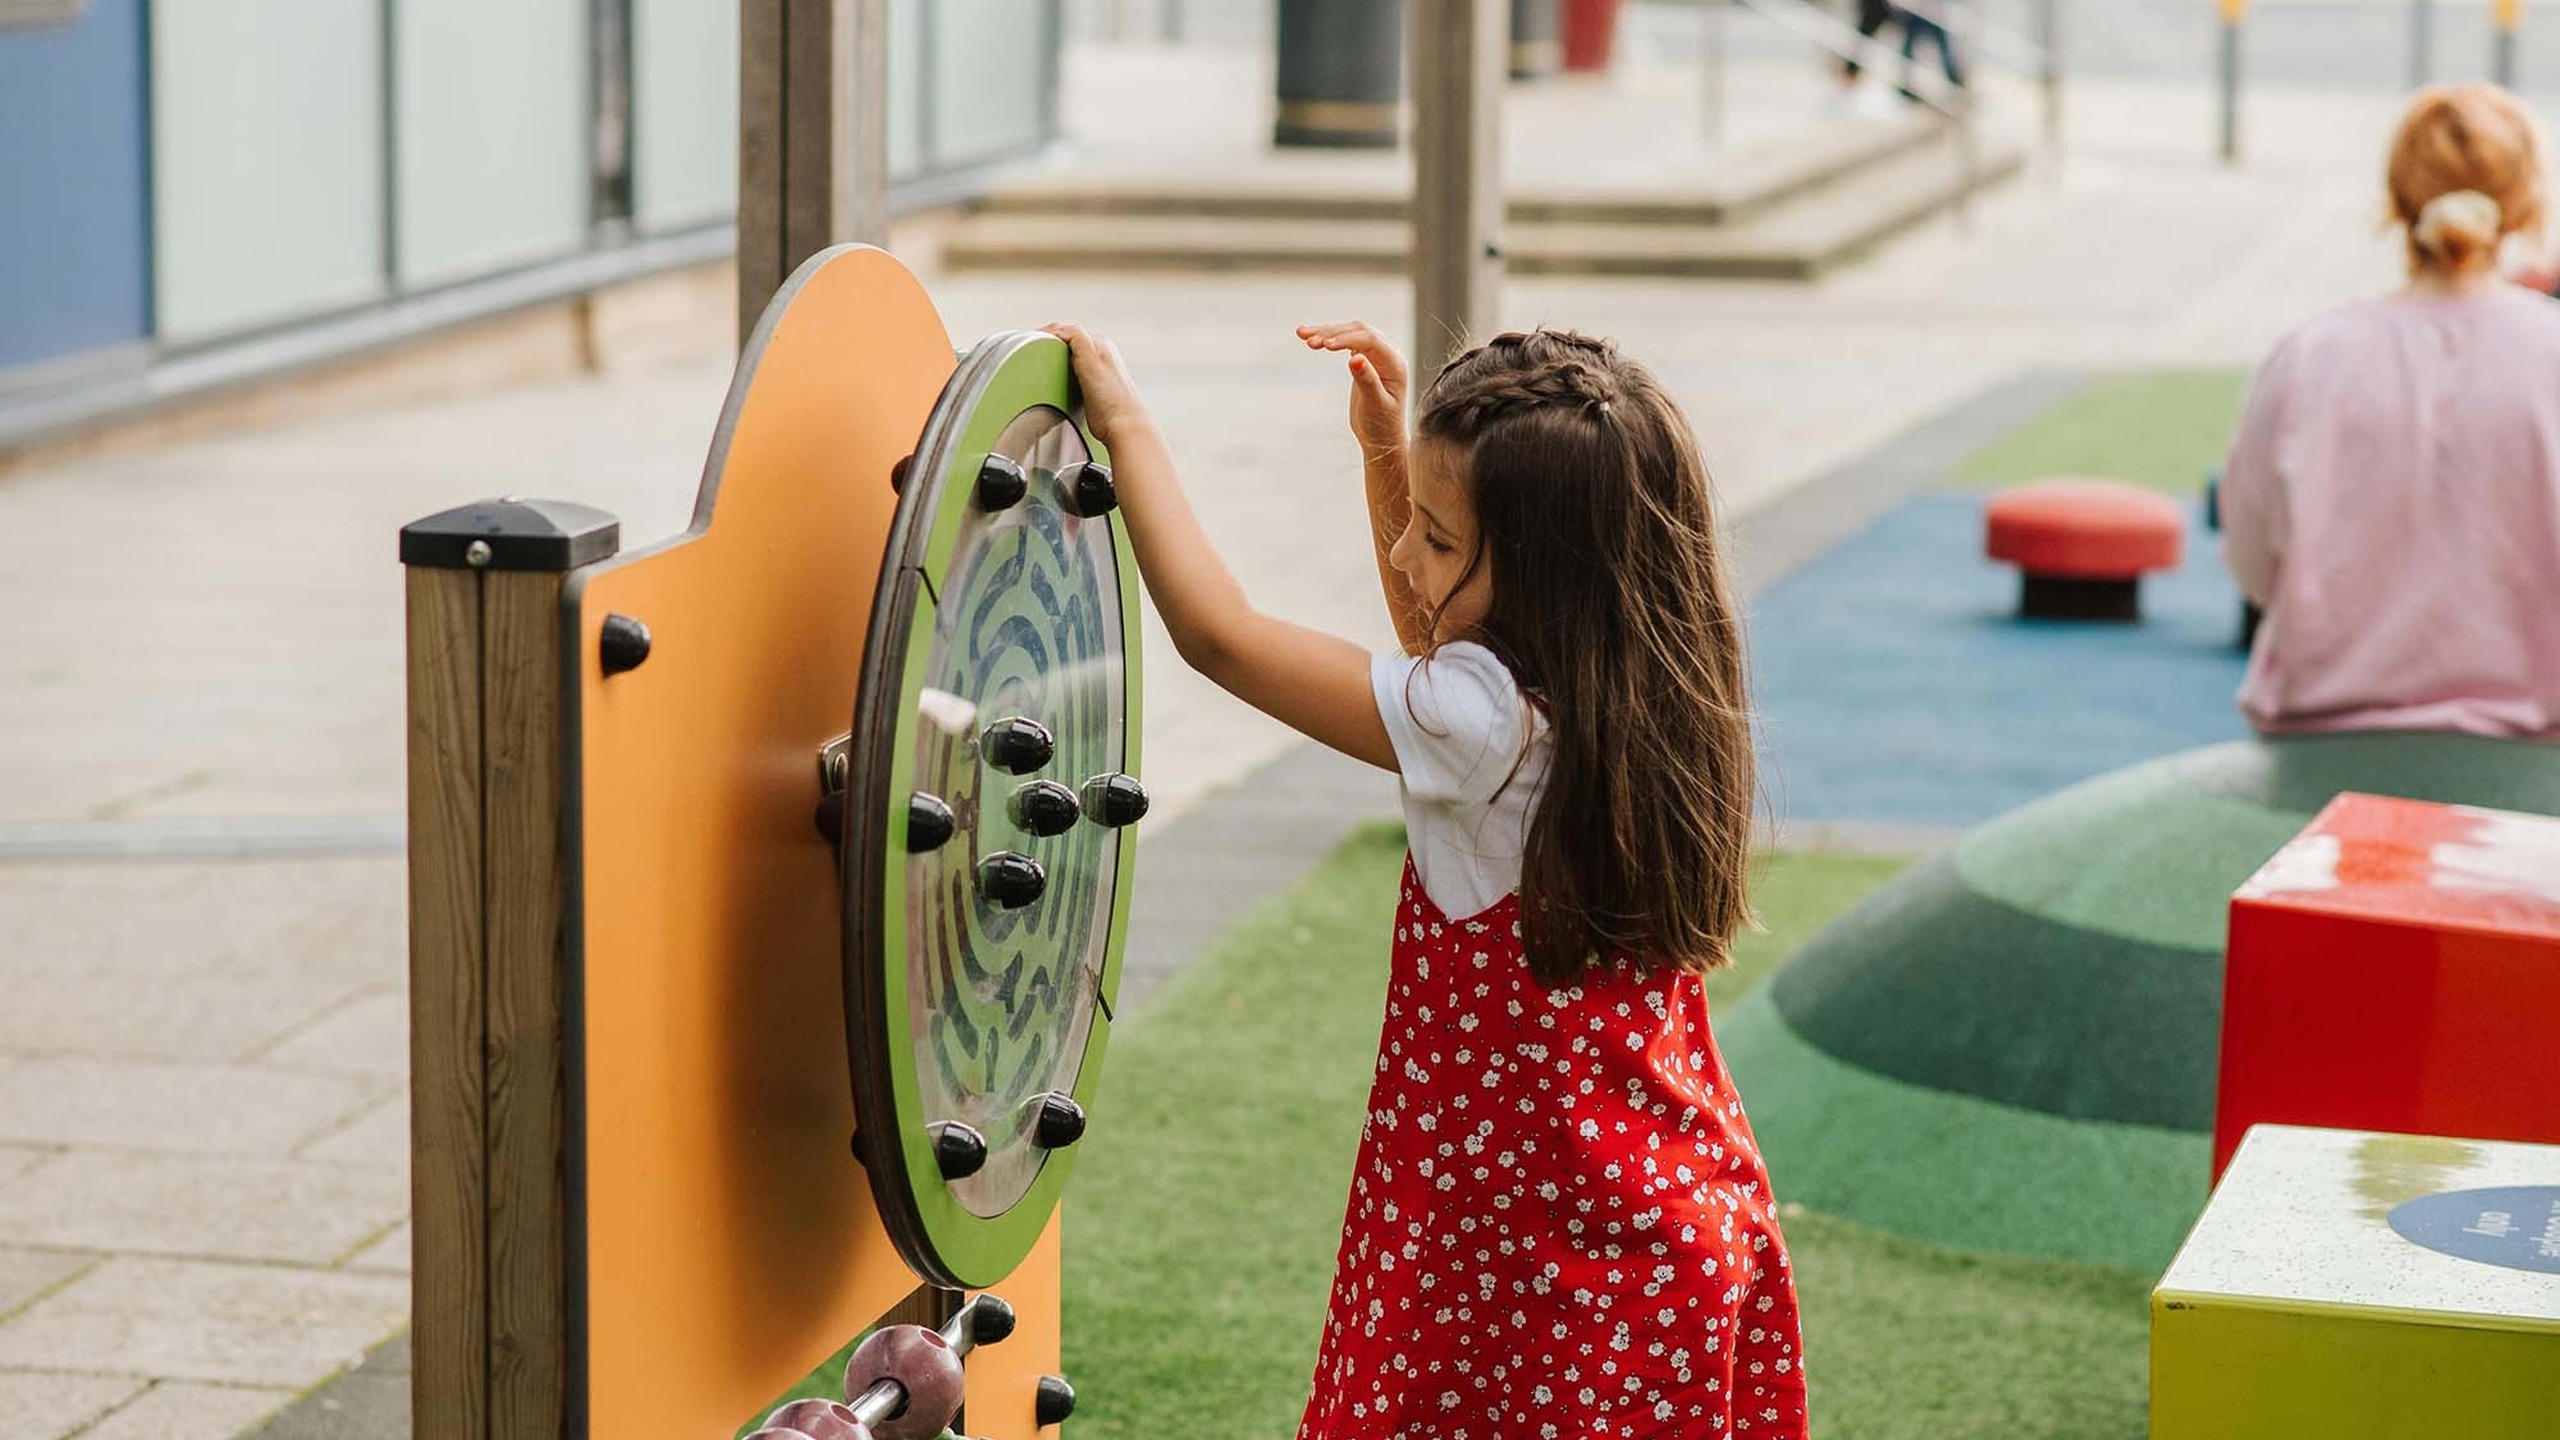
1735, 731, 2560, 1271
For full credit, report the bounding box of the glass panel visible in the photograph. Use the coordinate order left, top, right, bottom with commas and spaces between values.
631, 0, 739, 230
151, 0, 385, 342
391, 0, 587, 287
928, 0, 1050, 167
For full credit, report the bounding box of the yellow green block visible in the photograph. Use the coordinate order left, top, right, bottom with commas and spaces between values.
2152, 1125, 2560, 1439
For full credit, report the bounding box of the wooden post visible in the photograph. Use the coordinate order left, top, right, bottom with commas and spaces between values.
403, 501, 622, 1440
1700, 0, 1728, 146
1411, 0, 1505, 387
739, 0, 892, 346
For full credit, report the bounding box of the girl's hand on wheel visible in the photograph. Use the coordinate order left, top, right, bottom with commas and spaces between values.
1042, 323, 1154, 450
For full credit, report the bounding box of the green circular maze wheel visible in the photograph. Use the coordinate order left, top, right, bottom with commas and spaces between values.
844, 332, 1143, 1289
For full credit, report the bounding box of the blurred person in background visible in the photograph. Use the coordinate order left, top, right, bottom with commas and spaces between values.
2220, 84, 2560, 742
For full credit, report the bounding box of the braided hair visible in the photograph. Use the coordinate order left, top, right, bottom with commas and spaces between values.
1414, 329, 1757, 985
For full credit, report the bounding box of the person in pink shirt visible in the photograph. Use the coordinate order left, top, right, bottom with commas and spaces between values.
2221, 84, 2560, 742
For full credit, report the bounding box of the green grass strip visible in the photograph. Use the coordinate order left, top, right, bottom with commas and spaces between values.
1954, 371, 2247, 497
1720, 992, 2209, 1275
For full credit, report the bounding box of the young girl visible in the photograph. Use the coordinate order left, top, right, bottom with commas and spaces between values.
2221, 84, 2560, 741
1041, 321, 1808, 1439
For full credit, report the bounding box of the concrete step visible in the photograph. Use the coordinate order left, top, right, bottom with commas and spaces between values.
943, 128, 2029, 281
974, 113, 1945, 229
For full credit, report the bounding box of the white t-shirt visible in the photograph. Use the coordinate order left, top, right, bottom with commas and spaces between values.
1369, 642, 1551, 920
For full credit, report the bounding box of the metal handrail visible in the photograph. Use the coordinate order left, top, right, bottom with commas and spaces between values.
1727, 0, 1964, 118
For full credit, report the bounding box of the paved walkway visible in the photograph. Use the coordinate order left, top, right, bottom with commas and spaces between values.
0, 28, 2426, 1439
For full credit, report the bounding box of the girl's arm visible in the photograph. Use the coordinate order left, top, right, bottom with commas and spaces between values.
1045, 324, 1399, 774
1297, 322, 1433, 654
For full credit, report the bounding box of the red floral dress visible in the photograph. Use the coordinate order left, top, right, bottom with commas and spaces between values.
1296, 858, 1809, 1440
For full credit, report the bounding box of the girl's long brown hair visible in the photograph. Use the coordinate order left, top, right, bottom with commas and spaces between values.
1415, 329, 1756, 986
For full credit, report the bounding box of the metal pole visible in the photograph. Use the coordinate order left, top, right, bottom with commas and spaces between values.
1411, 0, 1506, 385
2219, 0, 2244, 165
1160, 0, 1183, 43
2037, 0, 2063, 160
1702, 0, 1728, 147
2494, 0, 2522, 87
1954, 0, 1979, 227
2411, 0, 2433, 88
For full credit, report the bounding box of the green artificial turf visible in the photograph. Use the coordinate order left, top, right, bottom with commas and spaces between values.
1062, 826, 2154, 1439
1955, 372, 2248, 497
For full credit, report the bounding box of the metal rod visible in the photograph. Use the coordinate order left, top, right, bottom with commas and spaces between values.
1702, 0, 1728, 146
2411, 0, 2433, 88
2218, 0, 2244, 165
2494, 0, 2522, 86
2037, 0, 2063, 157
846, 1295, 1011, 1430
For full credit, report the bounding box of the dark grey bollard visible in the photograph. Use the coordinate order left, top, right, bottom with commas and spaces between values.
1275, 0, 1407, 148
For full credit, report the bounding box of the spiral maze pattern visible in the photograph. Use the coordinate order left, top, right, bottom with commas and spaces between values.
906, 412, 1125, 1219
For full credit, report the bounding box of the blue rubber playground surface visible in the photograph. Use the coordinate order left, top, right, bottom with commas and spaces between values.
1750, 494, 2252, 827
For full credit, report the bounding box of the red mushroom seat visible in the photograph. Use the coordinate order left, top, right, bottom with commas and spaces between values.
1984, 478, 2185, 621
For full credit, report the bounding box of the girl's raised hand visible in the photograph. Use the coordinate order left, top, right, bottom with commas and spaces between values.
1296, 321, 1409, 465
1041, 323, 1153, 449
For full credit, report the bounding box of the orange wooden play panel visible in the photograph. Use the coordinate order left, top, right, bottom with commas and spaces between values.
403, 245, 1134, 1440
2215, 792, 2560, 1180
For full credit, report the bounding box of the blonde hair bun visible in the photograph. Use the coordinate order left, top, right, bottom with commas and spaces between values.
2413, 188, 2504, 255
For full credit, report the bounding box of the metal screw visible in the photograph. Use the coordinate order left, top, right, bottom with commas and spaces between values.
464, 539, 493, 568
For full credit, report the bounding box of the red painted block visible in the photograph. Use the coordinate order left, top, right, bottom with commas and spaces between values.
2216, 792, 2560, 1181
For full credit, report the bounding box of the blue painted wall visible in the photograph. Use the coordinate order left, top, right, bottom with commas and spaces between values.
0, 0, 152, 374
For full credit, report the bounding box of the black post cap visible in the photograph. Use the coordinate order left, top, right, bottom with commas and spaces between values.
906, 793, 957, 852
1031, 1091, 1087, 1150
980, 717, 1055, 775
1006, 780, 1080, 837
977, 852, 1046, 909
930, 1121, 988, 1180
1035, 1375, 1078, 1427
1063, 462, 1117, 518
1080, 773, 1149, 828
977, 454, 1029, 511
964, 1294, 1018, 1347
399, 498, 620, 571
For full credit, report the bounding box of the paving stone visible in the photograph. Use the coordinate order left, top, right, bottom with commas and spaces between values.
0, 1257, 405, 1388
0, 1368, 143, 1439
76, 1381, 295, 1440
258, 991, 405, 1078
0, 967, 371, 1066
0, 1249, 93, 1320
339, 1223, 408, 1277
295, 1094, 405, 1171
0, 1058, 384, 1156
0, 1153, 405, 1267
238, 1335, 409, 1440
0, 1147, 52, 1184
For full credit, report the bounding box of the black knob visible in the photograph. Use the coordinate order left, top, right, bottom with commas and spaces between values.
1035, 1375, 1077, 1427
1031, 1091, 1086, 1149
600, 614, 651, 676
906, 793, 956, 852
1007, 780, 1080, 837
1063, 462, 1116, 517
977, 852, 1046, 909
1080, 773, 1149, 828
977, 454, 1028, 511
890, 452, 914, 494
966, 1294, 1018, 1347
930, 1121, 987, 1180
981, 717, 1054, 775
814, 792, 845, 845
